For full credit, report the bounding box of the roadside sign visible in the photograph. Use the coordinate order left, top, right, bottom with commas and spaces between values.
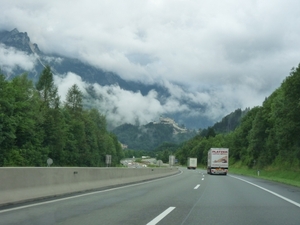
106, 155, 112, 167
169, 155, 175, 166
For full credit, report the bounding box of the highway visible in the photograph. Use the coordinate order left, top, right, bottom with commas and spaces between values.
1, 168, 300, 225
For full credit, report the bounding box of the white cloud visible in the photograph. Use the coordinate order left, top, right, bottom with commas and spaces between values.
0, 44, 37, 74
89, 84, 163, 127
53, 73, 253, 128
54, 72, 88, 103
1, 0, 300, 127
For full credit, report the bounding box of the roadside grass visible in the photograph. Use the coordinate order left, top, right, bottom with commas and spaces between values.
229, 164, 300, 188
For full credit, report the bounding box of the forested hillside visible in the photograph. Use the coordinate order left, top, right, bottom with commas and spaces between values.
176, 64, 300, 171
212, 108, 250, 134
0, 66, 123, 166
112, 122, 197, 151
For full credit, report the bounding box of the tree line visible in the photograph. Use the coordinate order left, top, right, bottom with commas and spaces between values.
176, 64, 300, 171
0, 66, 123, 167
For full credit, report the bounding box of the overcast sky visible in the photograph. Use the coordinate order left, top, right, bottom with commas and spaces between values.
1, 0, 300, 127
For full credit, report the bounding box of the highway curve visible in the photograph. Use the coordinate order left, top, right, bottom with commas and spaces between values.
1, 168, 300, 225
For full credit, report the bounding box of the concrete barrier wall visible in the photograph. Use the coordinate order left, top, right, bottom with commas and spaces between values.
0, 167, 178, 206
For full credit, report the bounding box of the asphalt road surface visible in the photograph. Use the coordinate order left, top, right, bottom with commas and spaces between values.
1, 168, 300, 225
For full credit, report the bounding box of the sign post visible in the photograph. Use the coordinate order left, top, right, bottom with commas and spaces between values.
169, 155, 175, 167
106, 155, 112, 167
47, 158, 53, 167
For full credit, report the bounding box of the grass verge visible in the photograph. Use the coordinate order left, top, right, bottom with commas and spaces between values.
229, 165, 300, 188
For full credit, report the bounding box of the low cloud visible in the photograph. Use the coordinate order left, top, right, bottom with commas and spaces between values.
0, 44, 37, 75
54, 72, 88, 103
54, 73, 255, 128
1, 0, 300, 128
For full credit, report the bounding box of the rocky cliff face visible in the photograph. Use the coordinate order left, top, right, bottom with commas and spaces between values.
154, 117, 187, 134
0, 29, 141, 89
0, 28, 40, 54
0, 29, 166, 95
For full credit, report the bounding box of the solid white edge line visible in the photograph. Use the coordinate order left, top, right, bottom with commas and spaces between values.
146, 207, 176, 225
230, 175, 300, 208
0, 170, 184, 214
194, 184, 200, 189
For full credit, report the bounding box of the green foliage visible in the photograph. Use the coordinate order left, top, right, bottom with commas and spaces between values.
0, 67, 122, 167
211, 108, 249, 134
175, 63, 300, 171
229, 166, 300, 187
36, 65, 60, 109
3, 63, 300, 171
65, 84, 83, 114
153, 142, 179, 153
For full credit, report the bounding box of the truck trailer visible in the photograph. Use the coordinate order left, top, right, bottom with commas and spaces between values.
187, 157, 197, 170
207, 148, 229, 175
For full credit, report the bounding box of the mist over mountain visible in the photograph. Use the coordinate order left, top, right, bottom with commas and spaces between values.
2, 1, 300, 131
0, 29, 163, 93
1, 28, 227, 129
113, 117, 197, 151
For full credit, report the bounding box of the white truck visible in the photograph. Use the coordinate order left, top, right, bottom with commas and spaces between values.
207, 148, 229, 175
187, 157, 197, 170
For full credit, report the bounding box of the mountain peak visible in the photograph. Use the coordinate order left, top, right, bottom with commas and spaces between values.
10, 28, 19, 35
0, 28, 40, 54
154, 117, 187, 134
0, 28, 214, 129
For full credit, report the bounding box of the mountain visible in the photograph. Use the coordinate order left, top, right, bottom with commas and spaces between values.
0, 28, 41, 53
112, 117, 197, 151
112, 107, 249, 151
0, 28, 215, 129
0, 28, 165, 94
212, 108, 250, 133
197, 108, 250, 138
